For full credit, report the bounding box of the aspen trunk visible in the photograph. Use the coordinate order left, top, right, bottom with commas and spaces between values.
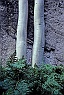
32, 0, 45, 67
16, 0, 28, 59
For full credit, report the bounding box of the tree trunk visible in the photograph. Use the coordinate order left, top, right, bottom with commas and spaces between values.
32, 0, 45, 67
16, 0, 28, 59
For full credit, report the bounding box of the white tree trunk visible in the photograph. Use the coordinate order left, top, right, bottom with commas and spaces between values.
16, 0, 28, 59
32, 0, 45, 67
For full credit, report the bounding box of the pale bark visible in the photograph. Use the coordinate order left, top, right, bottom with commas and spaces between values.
32, 0, 45, 67
16, 0, 28, 59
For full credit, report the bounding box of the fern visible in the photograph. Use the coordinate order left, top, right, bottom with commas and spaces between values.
0, 59, 64, 95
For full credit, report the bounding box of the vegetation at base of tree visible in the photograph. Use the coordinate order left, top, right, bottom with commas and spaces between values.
0, 59, 64, 95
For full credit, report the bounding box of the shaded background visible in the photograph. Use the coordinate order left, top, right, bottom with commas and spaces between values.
0, 0, 64, 65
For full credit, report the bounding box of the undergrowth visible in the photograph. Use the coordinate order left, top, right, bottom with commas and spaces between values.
0, 58, 64, 95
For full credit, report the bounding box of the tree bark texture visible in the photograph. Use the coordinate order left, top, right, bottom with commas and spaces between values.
16, 0, 28, 59
32, 0, 45, 67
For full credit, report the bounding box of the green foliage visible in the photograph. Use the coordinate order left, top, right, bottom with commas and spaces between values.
0, 59, 64, 95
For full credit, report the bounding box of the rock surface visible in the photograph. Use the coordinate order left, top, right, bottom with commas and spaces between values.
44, 0, 64, 65
0, 0, 64, 65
